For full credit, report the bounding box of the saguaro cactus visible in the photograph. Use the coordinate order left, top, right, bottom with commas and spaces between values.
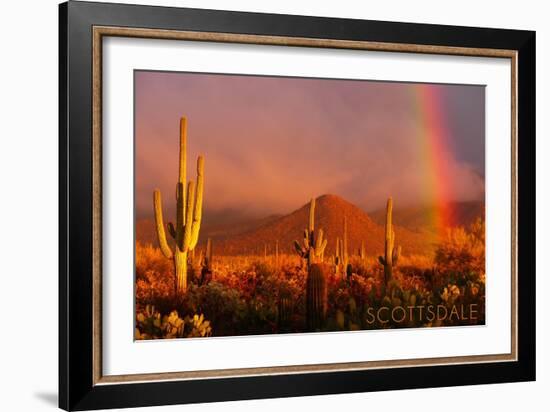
359, 241, 366, 261
378, 197, 401, 285
190, 237, 213, 285
294, 198, 327, 268
334, 237, 340, 269
342, 216, 348, 265
153, 117, 204, 295
204, 237, 213, 272
199, 237, 213, 286
306, 263, 329, 331
335, 217, 349, 277
189, 249, 204, 282
277, 289, 292, 332
341, 216, 349, 276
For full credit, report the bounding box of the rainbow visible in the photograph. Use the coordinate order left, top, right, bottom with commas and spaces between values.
410, 84, 455, 236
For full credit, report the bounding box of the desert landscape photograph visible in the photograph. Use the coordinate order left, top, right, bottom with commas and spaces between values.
134, 71, 486, 340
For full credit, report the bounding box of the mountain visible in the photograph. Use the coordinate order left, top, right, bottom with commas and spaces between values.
137, 194, 446, 257
211, 194, 437, 256
369, 201, 485, 234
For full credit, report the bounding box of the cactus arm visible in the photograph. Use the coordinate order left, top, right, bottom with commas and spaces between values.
319, 239, 327, 256
167, 222, 176, 240
392, 245, 401, 266
294, 240, 306, 257
385, 198, 393, 263
315, 229, 324, 252
179, 117, 187, 220
175, 182, 185, 248
189, 156, 204, 249
153, 190, 173, 259
293, 240, 301, 253
182, 180, 196, 252
309, 198, 315, 233
303, 228, 310, 249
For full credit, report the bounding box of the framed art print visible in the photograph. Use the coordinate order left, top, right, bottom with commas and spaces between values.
59, 1, 536, 410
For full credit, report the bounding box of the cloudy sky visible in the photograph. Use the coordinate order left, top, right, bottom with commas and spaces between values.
135, 70, 484, 219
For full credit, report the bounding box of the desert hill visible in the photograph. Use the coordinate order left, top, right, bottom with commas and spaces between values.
209, 194, 437, 256
136, 194, 450, 257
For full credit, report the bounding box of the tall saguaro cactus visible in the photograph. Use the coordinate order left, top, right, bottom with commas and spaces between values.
342, 216, 348, 263
334, 217, 349, 277
306, 263, 329, 331
204, 237, 213, 272
294, 198, 327, 268
359, 241, 366, 261
378, 197, 401, 285
277, 288, 292, 332
153, 117, 205, 295
335, 237, 341, 270
341, 216, 349, 276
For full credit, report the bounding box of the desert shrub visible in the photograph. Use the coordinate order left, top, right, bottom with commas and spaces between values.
347, 256, 377, 277
399, 254, 433, 270
135, 242, 174, 306
434, 218, 485, 279
178, 282, 247, 336
243, 262, 280, 333
398, 254, 433, 279
135, 236, 485, 337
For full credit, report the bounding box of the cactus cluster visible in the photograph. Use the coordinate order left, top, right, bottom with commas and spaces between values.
306, 263, 329, 331
378, 197, 401, 285
294, 198, 328, 268
135, 305, 211, 339
153, 117, 205, 295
